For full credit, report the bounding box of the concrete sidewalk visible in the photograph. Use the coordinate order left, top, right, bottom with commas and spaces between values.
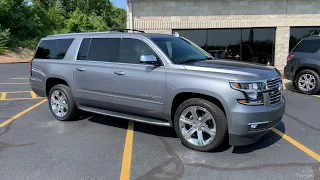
282, 78, 293, 90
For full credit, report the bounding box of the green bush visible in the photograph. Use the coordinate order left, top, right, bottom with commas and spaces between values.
0, 26, 10, 54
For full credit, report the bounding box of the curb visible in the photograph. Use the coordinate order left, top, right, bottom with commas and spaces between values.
0, 62, 30, 64
282, 78, 293, 90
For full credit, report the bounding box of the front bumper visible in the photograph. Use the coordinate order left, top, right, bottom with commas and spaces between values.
228, 98, 285, 146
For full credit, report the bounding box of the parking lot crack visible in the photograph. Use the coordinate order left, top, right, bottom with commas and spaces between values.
285, 113, 320, 133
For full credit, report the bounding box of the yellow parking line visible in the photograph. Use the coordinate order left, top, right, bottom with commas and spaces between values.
30, 91, 37, 98
0, 91, 32, 94
0, 99, 47, 128
272, 128, 320, 162
0, 93, 6, 100
313, 95, 320, 98
120, 121, 134, 180
0, 97, 44, 101
0, 82, 29, 85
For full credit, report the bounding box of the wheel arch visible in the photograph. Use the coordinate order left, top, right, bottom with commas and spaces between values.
169, 91, 228, 127
46, 76, 70, 97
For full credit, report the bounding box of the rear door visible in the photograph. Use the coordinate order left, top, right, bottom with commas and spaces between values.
73, 37, 120, 109
111, 37, 167, 119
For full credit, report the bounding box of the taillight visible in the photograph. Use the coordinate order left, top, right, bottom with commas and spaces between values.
30, 59, 33, 76
287, 54, 293, 61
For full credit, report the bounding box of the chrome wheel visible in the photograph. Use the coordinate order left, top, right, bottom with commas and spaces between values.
50, 90, 68, 117
179, 106, 216, 147
298, 74, 316, 91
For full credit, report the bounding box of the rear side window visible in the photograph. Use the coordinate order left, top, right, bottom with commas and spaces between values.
119, 38, 158, 64
294, 39, 320, 53
77, 38, 120, 62
77, 38, 91, 60
35, 39, 74, 59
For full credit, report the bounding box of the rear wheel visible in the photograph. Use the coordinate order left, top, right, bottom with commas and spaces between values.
295, 70, 320, 95
48, 84, 77, 121
174, 98, 227, 152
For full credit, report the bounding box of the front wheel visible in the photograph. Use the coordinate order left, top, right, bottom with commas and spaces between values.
295, 70, 320, 95
48, 84, 77, 121
174, 98, 228, 152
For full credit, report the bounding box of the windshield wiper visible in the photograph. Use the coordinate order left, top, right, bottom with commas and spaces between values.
178, 59, 206, 64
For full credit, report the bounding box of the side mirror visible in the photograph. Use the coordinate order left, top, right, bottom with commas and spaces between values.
140, 55, 161, 66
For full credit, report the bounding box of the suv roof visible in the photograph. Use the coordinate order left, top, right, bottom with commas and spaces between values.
45, 31, 175, 39
303, 34, 320, 40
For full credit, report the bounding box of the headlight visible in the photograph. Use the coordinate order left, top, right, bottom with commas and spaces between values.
230, 82, 264, 105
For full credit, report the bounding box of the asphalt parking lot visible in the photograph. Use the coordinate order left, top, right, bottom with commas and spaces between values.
0, 63, 320, 180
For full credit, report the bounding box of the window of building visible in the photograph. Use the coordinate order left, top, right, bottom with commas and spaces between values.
242, 28, 275, 65
35, 39, 74, 59
207, 29, 241, 61
290, 27, 320, 52
119, 38, 158, 64
173, 28, 275, 65
293, 39, 320, 53
173, 30, 207, 50
86, 38, 120, 62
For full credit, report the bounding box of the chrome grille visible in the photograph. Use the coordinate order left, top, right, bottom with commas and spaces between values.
269, 90, 282, 105
266, 77, 282, 105
267, 77, 282, 90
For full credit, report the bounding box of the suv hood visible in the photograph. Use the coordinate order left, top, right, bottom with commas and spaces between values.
184, 59, 280, 81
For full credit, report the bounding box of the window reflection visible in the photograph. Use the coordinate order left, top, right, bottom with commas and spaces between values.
174, 30, 207, 50
242, 28, 275, 65
174, 28, 275, 65
207, 29, 241, 61
290, 27, 320, 52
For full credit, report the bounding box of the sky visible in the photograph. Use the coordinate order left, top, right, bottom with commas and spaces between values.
111, 0, 126, 9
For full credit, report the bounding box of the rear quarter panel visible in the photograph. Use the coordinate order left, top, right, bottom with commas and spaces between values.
30, 37, 81, 97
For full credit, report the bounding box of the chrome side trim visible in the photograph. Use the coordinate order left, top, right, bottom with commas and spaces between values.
78, 106, 171, 127
76, 89, 112, 97
248, 121, 270, 125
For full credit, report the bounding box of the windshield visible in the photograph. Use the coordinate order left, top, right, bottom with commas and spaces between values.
151, 36, 212, 64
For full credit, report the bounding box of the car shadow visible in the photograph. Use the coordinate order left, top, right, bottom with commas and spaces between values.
87, 113, 285, 153
87, 113, 177, 138
232, 122, 285, 154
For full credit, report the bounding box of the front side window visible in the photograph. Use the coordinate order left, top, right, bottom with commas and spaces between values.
35, 39, 74, 59
151, 36, 211, 64
119, 38, 158, 64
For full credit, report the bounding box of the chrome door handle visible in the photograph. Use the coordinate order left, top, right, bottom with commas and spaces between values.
114, 71, 126, 75
76, 67, 85, 71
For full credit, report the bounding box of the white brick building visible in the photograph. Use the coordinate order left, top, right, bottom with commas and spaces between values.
127, 0, 320, 71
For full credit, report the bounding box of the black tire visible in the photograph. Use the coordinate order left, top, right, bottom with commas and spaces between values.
173, 98, 228, 152
295, 69, 320, 95
48, 84, 77, 121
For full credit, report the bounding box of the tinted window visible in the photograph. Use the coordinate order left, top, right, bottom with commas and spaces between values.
294, 39, 320, 53
87, 38, 120, 62
174, 30, 207, 50
174, 28, 276, 65
77, 38, 91, 60
207, 29, 241, 61
290, 27, 320, 52
35, 39, 74, 59
242, 28, 275, 65
119, 39, 157, 64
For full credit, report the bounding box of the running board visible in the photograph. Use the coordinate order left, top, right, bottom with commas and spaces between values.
78, 106, 171, 127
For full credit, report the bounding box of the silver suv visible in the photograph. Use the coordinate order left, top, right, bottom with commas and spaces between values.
30, 30, 285, 151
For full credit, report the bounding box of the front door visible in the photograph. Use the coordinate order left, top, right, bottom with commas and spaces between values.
73, 37, 120, 109
112, 38, 167, 119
